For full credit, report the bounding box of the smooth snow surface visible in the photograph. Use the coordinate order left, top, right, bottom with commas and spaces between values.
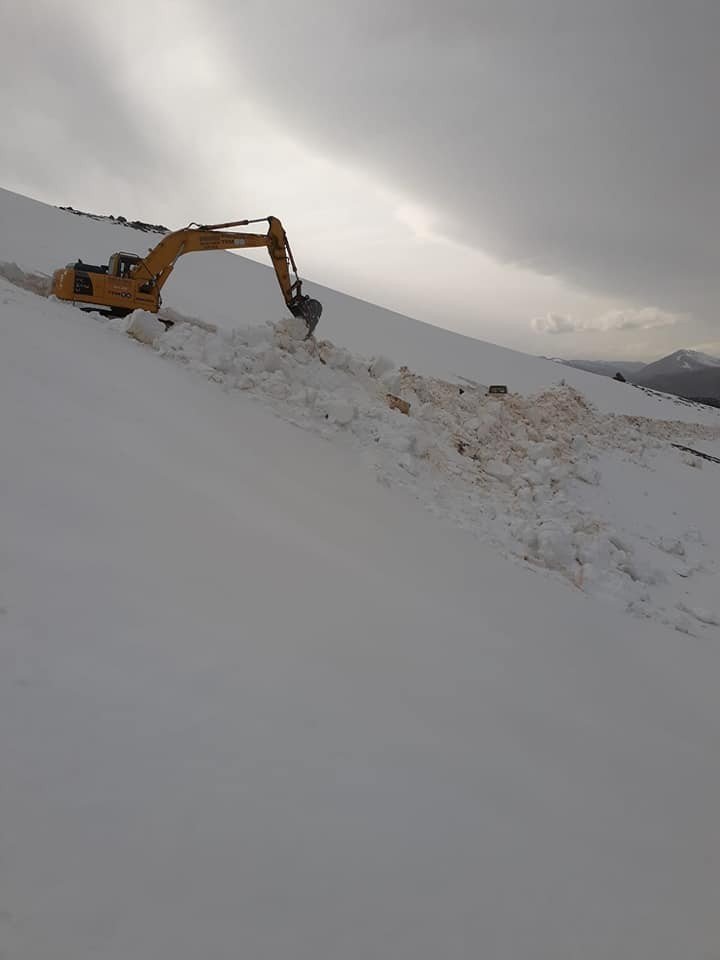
2, 188, 720, 959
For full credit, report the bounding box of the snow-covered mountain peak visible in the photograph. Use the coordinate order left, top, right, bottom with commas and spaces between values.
640, 347, 720, 378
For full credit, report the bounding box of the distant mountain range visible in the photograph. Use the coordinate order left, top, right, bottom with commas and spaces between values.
554, 349, 720, 405
551, 358, 646, 378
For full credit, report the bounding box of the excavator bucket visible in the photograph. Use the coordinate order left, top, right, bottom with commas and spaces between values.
290, 295, 323, 337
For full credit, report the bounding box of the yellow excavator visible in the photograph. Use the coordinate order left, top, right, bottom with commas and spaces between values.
51, 216, 323, 334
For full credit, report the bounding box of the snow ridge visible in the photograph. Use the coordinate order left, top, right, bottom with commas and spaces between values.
121, 307, 720, 636
3, 250, 718, 636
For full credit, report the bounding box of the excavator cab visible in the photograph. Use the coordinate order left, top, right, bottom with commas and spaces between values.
108, 252, 141, 279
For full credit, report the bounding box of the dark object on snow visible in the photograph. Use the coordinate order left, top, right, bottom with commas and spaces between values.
671, 443, 720, 464
613, 371, 627, 382
386, 394, 411, 415
58, 205, 168, 235
684, 396, 720, 409
487, 384, 508, 395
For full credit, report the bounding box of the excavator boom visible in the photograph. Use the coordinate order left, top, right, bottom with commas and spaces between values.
51, 216, 322, 334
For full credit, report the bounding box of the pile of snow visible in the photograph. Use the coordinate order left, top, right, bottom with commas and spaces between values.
126, 310, 166, 345
3, 241, 719, 634
100, 302, 719, 636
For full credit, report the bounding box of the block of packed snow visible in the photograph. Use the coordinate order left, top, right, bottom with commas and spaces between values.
536, 522, 577, 572
277, 315, 309, 341
325, 398, 357, 425
368, 355, 395, 379
127, 311, 165, 345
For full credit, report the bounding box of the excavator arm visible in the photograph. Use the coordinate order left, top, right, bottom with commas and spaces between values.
132, 216, 322, 332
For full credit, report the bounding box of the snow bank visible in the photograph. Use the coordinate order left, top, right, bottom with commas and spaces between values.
127, 307, 720, 636
2, 253, 719, 636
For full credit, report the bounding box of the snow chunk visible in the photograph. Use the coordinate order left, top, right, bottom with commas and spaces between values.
323, 398, 357, 425
536, 522, 577, 572
127, 311, 165, 345
276, 315, 310, 341
368, 355, 395, 379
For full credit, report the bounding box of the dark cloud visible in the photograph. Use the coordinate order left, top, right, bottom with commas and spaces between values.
211, 0, 720, 321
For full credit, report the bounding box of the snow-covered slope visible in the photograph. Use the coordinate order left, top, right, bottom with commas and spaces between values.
3, 186, 720, 958
2, 263, 720, 960
2, 185, 719, 425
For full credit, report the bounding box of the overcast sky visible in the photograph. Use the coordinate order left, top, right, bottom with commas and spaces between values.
1, 0, 718, 360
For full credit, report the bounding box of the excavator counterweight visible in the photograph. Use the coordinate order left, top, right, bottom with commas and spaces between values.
51, 216, 322, 335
